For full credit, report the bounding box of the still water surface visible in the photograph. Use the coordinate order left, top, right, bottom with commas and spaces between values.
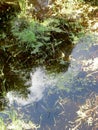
1, 34, 97, 130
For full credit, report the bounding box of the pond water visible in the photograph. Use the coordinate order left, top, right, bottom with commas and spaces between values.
0, 34, 98, 130
0, 1, 98, 129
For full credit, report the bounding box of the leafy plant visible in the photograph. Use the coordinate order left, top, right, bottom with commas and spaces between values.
70, 93, 98, 130
0, 32, 6, 40
11, 17, 66, 59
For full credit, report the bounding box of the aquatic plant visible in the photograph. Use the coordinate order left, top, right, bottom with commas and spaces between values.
69, 92, 98, 130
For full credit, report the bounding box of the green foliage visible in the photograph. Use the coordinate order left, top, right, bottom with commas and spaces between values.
11, 17, 65, 58
1, 0, 97, 68
18, 0, 27, 12
12, 18, 48, 54
0, 32, 6, 40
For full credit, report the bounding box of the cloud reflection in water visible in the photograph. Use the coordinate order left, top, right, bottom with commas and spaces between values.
6, 67, 57, 106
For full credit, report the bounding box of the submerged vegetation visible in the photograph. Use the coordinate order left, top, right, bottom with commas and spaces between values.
71, 92, 98, 130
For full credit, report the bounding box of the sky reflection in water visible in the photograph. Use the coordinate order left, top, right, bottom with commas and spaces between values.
7, 67, 57, 106
6, 35, 98, 130
6, 35, 98, 105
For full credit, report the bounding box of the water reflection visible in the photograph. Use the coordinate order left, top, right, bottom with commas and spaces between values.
7, 67, 57, 106
57, 35, 98, 94
2, 34, 98, 129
